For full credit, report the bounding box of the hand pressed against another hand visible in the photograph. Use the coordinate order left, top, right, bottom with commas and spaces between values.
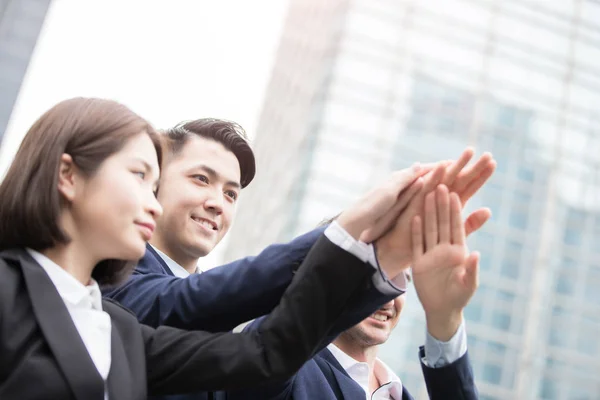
336, 164, 432, 241
440, 148, 496, 236
374, 148, 493, 276
411, 185, 480, 341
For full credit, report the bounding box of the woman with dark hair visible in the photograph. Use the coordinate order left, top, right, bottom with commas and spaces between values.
0, 98, 428, 400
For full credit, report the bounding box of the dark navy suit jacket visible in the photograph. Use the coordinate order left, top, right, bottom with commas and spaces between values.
104, 228, 326, 332
227, 321, 479, 400
103, 227, 399, 400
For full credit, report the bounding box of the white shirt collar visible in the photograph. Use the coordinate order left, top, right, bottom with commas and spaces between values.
26, 248, 103, 311
328, 342, 361, 371
327, 343, 403, 399
372, 359, 403, 399
151, 245, 201, 278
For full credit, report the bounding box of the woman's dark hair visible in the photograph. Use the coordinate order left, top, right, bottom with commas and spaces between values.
0, 97, 162, 285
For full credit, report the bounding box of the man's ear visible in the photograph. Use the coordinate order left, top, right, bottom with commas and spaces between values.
57, 153, 77, 202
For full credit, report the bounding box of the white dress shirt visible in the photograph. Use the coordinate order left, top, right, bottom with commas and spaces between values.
328, 343, 403, 400
27, 249, 111, 400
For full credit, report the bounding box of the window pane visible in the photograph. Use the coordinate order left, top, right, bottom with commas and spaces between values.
482, 363, 502, 384
492, 311, 511, 331
465, 302, 482, 323
500, 259, 519, 279
539, 377, 558, 400
555, 273, 575, 295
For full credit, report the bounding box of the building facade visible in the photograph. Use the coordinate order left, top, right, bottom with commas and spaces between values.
225, 0, 600, 398
0, 0, 52, 147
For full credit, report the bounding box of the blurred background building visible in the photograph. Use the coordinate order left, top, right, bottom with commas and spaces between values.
225, 0, 600, 398
0, 0, 52, 146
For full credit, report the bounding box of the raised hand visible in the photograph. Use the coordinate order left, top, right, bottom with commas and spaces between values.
360, 162, 446, 243
443, 149, 496, 207
374, 148, 494, 276
336, 164, 433, 241
411, 185, 480, 341
439, 148, 496, 236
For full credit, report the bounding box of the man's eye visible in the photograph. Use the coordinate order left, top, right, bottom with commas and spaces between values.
226, 190, 238, 200
193, 175, 209, 183
134, 171, 145, 179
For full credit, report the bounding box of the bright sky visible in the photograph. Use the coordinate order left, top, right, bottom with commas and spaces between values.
0, 0, 289, 267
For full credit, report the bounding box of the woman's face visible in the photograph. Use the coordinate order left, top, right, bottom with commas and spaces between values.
68, 133, 162, 261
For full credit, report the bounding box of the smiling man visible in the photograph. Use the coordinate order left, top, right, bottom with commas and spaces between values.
148, 121, 245, 275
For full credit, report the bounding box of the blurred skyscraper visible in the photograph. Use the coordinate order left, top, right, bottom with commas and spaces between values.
225, 0, 600, 398
0, 0, 52, 147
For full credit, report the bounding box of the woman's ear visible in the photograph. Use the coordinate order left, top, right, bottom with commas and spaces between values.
57, 153, 77, 202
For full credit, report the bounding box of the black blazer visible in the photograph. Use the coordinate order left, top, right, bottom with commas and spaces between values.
0, 236, 373, 400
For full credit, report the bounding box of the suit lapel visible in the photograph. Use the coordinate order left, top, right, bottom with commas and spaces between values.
17, 249, 105, 400
145, 244, 174, 276
319, 349, 366, 399
401, 384, 414, 400
321, 348, 411, 400
106, 321, 133, 400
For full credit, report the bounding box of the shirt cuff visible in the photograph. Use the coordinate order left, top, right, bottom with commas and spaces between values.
324, 221, 371, 262
324, 222, 406, 296
367, 244, 408, 295
421, 319, 468, 368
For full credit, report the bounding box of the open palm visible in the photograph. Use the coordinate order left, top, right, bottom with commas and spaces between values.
372, 148, 494, 272
411, 185, 479, 321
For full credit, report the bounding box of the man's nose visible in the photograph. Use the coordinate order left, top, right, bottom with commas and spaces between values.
381, 299, 395, 310
204, 190, 224, 215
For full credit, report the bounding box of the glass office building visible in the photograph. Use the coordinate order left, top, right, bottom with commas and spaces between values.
0, 0, 52, 146
225, 0, 600, 398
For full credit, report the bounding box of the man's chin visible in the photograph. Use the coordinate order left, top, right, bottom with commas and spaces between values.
366, 332, 389, 344
187, 230, 226, 256
190, 240, 216, 257
353, 327, 389, 345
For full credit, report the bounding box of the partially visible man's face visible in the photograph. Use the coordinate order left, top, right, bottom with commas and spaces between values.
154, 135, 241, 259
341, 295, 405, 347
